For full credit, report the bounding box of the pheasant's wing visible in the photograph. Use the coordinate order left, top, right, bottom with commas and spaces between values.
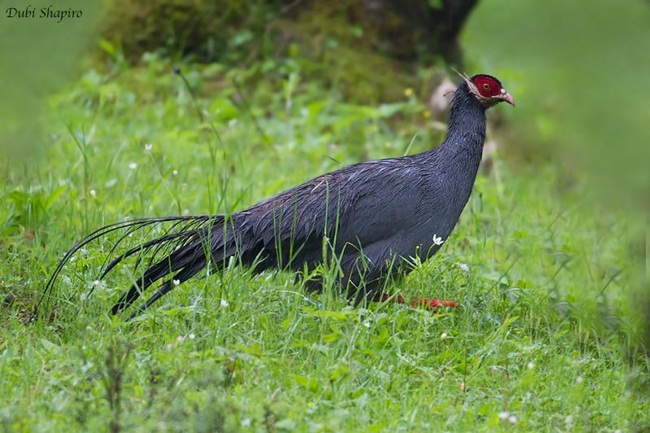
237, 157, 427, 271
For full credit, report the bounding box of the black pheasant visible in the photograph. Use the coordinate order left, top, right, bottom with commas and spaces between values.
40, 74, 514, 317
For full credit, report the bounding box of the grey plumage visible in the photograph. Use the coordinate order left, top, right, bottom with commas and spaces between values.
39, 74, 513, 317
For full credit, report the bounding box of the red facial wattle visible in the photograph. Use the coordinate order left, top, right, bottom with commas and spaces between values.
471, 74, 515, 106
472, 75, 503, 98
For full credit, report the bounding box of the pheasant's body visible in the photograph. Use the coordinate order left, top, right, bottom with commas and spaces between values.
40, 74, 513, 317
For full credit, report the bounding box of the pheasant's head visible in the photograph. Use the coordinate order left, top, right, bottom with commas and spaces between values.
465, 74, 515, 108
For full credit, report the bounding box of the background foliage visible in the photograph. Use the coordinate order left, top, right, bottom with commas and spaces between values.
1, 0, 648, 431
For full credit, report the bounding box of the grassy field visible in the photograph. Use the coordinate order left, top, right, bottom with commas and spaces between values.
1, 57, 648, 432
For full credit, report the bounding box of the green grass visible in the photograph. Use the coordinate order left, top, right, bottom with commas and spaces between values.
1, 56, 648, 432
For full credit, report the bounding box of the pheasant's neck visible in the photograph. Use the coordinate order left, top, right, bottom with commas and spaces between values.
444, 86, 487, 158
423, 85, 488, 200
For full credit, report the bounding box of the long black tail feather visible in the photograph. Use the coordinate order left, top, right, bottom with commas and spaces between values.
36, 214, 229, 319
110, 224, 217, 315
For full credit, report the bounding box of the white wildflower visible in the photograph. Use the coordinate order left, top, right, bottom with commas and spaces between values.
440, 332, 448, 340
576, 375, 584, 384
129, 162, 137, 170
458, 263, 469, 272
144, 143, 153, 151
220, 299, 229, 308
172, 169, 179, 176
172, 279, 180, 286
189, 333, 195, 340
89, 189, 97, 198
527, 362, 535, 370
432, 234, 445, 246
497, 412, 517, 424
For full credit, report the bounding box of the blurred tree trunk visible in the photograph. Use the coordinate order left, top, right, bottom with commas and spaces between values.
281, 0, 480, 66
380, 0, 480, 65
348, 0, 478, 65
102, 0, 480, 68
429, 0, 480, 66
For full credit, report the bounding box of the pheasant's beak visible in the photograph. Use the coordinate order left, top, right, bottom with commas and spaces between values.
500, 90, 515, 107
